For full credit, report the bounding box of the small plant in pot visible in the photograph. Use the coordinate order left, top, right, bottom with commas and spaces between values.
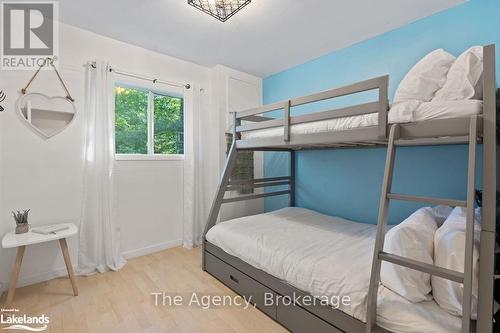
12, 209, 30, 234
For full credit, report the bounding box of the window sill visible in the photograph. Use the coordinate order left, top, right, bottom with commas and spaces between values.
115, 154, 184, 161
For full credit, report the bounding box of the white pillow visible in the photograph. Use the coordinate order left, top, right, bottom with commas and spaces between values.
433, 46, 483, 101
381, 207, 438, 302
394, 49, 456, 103
432, 207, 481, 318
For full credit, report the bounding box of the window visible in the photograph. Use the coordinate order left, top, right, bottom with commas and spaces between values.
114, 84, 184, 159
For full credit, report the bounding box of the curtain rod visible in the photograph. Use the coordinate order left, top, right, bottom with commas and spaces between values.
88, 61, 190, 89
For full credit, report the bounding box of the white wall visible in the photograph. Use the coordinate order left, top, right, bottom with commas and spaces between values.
0, 22, 213, 290
210, 65, 264, 222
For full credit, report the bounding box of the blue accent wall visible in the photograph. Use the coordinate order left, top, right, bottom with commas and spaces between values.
263, 0, 498, 224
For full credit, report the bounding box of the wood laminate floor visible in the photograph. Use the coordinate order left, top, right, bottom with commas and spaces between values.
0, 246, 287, 333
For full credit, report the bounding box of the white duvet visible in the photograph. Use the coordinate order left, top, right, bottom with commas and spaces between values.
206, 207, 462, 333
242, 99, 482, 140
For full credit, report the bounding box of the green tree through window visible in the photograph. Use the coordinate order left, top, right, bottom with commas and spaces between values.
154, 94, 184, 154
114, 85, 184, 155
114, 86, 148, 154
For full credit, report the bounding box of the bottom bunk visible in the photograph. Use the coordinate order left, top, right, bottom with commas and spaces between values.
204, 207, 468, 333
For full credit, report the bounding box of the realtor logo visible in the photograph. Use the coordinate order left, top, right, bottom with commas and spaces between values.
1, 1, 59, 70
0, 308, 49, 332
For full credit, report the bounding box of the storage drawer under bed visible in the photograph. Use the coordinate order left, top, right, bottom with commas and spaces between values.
205, 251, 346, 332
205, 251, 277, 318
277, 302, 343, 333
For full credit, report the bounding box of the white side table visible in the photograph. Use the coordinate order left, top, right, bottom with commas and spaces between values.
1, 223, 79, 306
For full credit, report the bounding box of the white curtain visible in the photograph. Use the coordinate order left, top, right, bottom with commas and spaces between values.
78, 61, 126, 274
183, 85, 209, 248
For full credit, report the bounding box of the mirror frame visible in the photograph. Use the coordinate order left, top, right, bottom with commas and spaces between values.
16, 92, 77, 139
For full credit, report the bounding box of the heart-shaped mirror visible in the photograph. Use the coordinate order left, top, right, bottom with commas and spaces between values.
16, 93, 76, 139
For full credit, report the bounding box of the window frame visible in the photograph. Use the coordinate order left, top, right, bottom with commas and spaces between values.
114, 82, 185, 161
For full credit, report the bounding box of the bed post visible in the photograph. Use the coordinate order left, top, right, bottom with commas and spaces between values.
476, 44, 497, 333
202, 112, 240, 271
378, 75, 389, 139
289, 150, 296, 207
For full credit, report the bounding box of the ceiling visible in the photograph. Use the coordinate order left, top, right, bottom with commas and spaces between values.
58, 0, 466, 77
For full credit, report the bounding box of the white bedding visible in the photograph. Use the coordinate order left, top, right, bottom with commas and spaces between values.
206, 207, 462, 333
242, 99, 482, 140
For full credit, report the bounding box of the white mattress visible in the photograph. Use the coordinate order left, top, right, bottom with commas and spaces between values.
242, 99, 482, 140
206, 207, 462, 333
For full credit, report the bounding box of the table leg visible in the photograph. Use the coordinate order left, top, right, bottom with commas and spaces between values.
59, 239, 78, 296
5, 246, 26, 306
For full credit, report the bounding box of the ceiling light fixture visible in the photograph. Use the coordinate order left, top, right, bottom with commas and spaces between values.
188, 0, 251, 22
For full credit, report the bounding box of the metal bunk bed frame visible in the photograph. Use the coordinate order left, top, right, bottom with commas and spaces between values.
202, 44, 497, 333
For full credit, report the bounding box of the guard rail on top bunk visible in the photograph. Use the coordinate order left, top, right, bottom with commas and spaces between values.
203, 44, 497, 332
234, 75, 390, 149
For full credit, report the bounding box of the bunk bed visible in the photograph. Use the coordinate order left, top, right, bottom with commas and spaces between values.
202, 45, 498, 333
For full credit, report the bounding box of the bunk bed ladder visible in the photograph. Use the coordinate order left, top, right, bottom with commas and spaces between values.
366, 117, 478, 333
202, 113, 296, 271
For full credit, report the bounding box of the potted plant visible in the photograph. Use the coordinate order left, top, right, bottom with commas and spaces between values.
12, 209, 30, 234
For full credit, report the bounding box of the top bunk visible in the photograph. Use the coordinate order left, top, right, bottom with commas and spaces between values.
232, 44, 497, 151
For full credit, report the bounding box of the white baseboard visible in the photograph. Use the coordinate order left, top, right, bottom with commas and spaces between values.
0, 239, 183, 293
122, 239, 182, 259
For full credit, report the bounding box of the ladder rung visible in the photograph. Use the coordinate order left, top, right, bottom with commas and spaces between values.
226, 180, 290, 191
379, 252, 464, 283
387, 193, 467, 207
228, 176, 291, 185
221, 190, 291, 204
